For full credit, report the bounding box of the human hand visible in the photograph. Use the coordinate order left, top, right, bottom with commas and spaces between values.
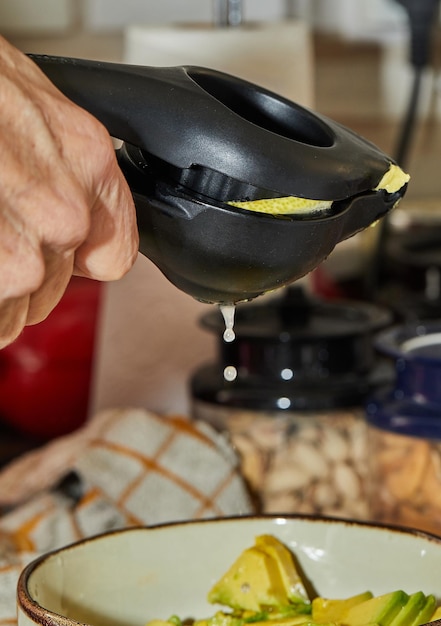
0, 36, 138, 348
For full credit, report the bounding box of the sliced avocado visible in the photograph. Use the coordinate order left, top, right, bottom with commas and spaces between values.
312, 592, 374, 623
426, 603, 441, 624
390, 593, 428, 626
342, 591, 409, 626
409, 595, 437, 626
208, 546, 289, 611
255, 536, 310, 604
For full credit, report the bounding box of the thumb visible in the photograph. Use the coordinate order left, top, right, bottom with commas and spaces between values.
74, 170, 139, 281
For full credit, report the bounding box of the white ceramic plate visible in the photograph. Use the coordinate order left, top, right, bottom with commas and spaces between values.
17, 515, 441, 626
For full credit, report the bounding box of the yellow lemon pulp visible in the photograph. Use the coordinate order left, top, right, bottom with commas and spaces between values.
227, 163, 409, 216
374, 163, 410, 194
228, 196, 333, 216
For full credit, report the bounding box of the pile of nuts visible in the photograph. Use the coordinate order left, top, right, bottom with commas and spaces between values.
368, 427, 441, 535
194, 402, 371, 519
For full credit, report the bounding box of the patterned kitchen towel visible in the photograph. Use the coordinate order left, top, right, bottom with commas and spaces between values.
0, 407, 254, 625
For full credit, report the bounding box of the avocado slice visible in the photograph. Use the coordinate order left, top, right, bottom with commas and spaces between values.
341, 591, 409, 626
208, 545, 291, 611
409, 595, 437, 626
312, 593, 374, 623
389, 593, 430, 626
426, 603, 441, 624
208, 536, 311, 612
255, 536, 310, 604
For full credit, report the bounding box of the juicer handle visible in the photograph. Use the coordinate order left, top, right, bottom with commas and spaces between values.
28, 53, 392, 201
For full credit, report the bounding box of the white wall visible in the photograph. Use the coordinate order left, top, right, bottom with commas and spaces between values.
83, 0, 287, 31
291, 0, 407, 42
0, 0, 74, 33
0, 0, 407, 39
0, 0, 288, 35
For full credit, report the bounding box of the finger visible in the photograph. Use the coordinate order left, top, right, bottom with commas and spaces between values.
26, 249, 75, 325
0, 296, 29, 348
0, 211, 45, 300
73, 168, 138, 281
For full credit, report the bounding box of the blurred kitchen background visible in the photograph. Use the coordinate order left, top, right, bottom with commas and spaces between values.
1, 0, 441, 522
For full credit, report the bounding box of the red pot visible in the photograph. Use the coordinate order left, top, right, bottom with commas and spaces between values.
0, 277, 102, 441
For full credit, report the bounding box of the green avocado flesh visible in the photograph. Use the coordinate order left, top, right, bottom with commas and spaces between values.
145, 536, 439, 626
342, 591, 409, 626
208, 535, 309, 612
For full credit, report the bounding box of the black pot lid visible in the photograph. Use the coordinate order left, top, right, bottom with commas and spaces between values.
191, 361, 393, 412
199, 287, 391, 381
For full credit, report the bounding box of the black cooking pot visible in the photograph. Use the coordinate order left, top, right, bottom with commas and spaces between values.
191, 287, 393, 411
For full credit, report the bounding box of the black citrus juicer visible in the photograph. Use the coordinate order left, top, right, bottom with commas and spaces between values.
29, 54, 409, 304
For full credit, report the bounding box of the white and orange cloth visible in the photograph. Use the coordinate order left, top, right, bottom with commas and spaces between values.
0, 408, 254, 626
